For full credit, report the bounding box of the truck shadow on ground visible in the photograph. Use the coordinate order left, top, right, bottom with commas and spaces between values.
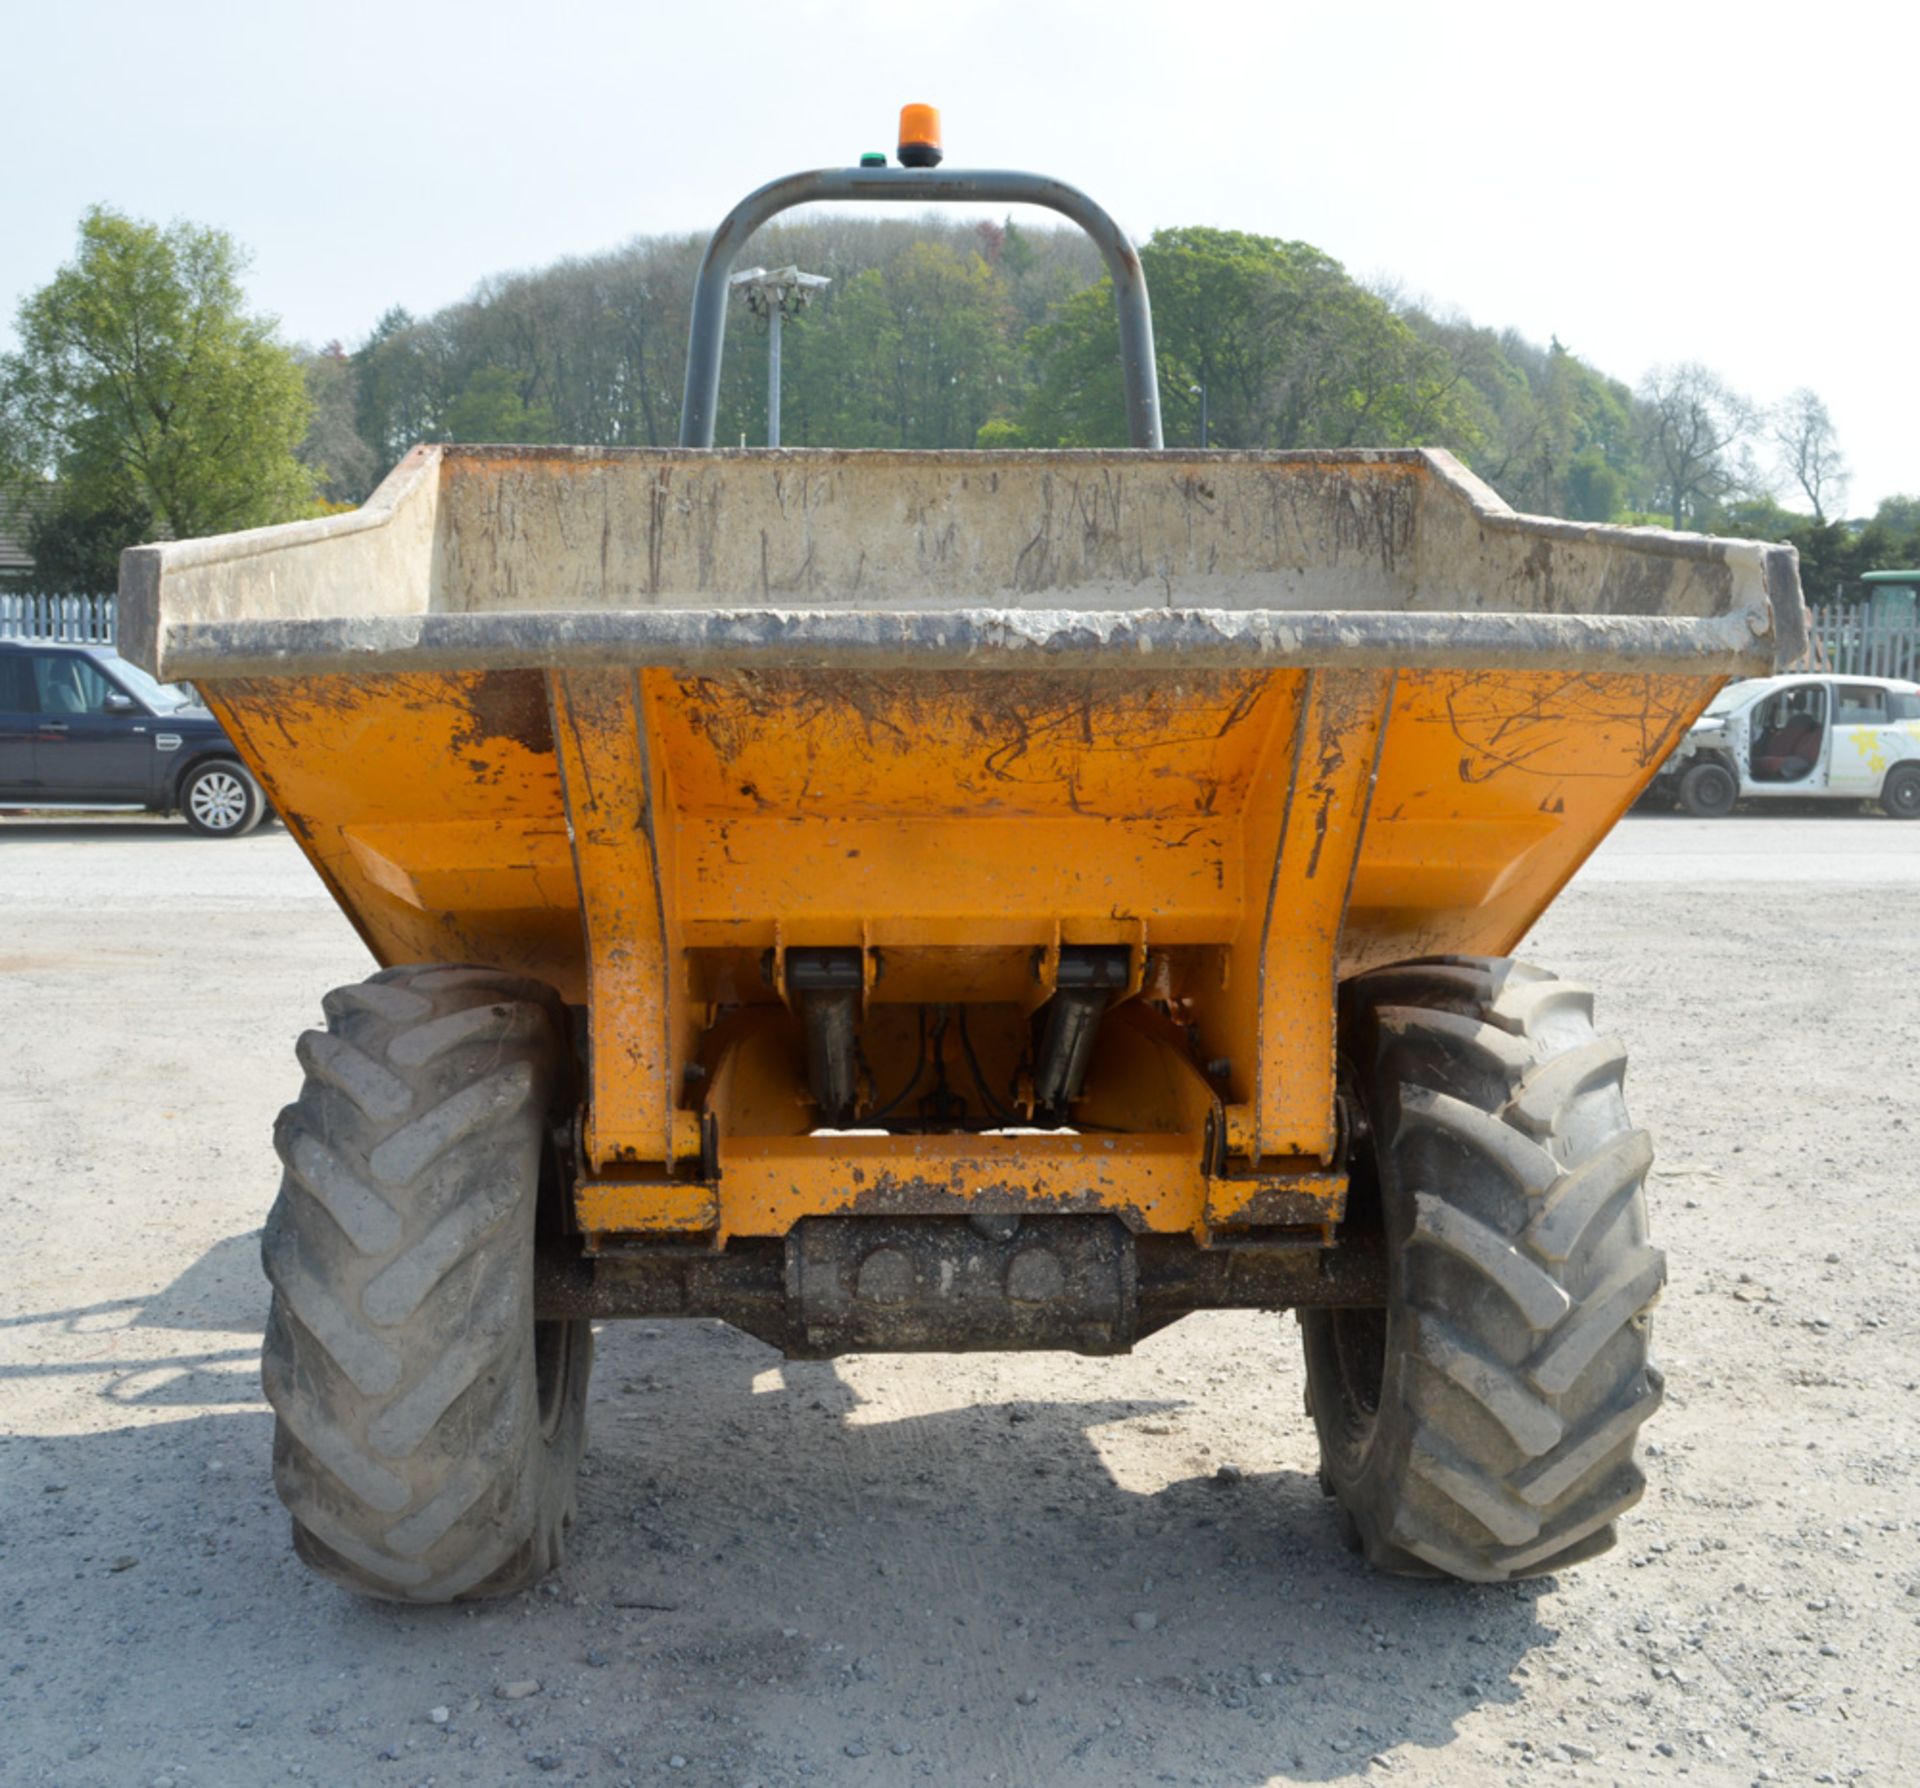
551, 1320, 1552, 1782
0, 1229, 265, 1408
3, 1234, 1556, 1785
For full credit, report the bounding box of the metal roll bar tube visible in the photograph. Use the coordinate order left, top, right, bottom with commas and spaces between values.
679, 166, 1162, 450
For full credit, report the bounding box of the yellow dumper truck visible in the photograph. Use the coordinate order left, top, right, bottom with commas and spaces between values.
122, 140, 1804, 1601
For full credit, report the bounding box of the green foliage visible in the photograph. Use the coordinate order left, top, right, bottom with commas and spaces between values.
21, 481, 153, 592
789, 245, 1016, 449
1407, 324, 1642, 521
1788, 512, 1920, 605
353, 307, 451, 471
1696, 489, 1920, 607
1870, 494, 1920, 539
1565, 446, 1624, 522
975, 417, 1032, 449
1010, 281, 1123, 447
298, 341, 377, 504
1020, 228, 1480, 454
318, 208, 1689, 533
699, 242, 1020, 450
2, 201, 1845, 574
1713, 494, 1805, 539
0, 207, 315, 551
441, 365, 555, 444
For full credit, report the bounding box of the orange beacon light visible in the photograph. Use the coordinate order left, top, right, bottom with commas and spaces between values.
898, 104, 943, 168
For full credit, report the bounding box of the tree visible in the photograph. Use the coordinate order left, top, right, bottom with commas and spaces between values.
1770, 388, 1848, 522
1873, 491, 1920, 541
1565, 446, 1625, 522
0, 207, 315, 554
769, 243, 1016, 449
1713, 493, 1806, 539
1436, 331, 1640, 520
1873, 494, 1920, 538
441, 364, 556, 444
354, 306, 451, 474
314, 207, 1845, 543
21, 482, 153, 591
1635, 363, 1758, 529
298, 342, 377, 504
1018, 228, 1481, 456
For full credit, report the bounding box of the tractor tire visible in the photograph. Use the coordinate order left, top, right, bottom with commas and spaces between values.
260, 965, 592, 1602
1678, 759, 1737, 818
1881, 764, 1920, 819
1301, 956, 1664, 1583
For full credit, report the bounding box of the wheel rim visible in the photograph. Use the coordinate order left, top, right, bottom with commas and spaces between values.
1893, 776, 1920, 816
1693, 768, 1732, 811
1326, 1308, 1388, 1445
532, 1118, 580, 1440
1313, 1067, 1390, 1470
189, 769, 248, 830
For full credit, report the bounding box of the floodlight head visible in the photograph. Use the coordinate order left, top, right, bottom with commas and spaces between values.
767, 266, 832, 294
729, 265, 832, 318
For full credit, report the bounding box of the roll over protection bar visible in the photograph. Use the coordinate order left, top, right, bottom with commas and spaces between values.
679, 166, 1163, 450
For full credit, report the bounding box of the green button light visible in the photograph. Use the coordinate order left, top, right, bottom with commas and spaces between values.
859, 152, 887, 168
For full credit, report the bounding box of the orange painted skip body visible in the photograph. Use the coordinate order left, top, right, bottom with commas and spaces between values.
205, 663, 1714, 1244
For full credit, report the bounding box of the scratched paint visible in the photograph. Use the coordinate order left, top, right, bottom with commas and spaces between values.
654, 669, 1280, 818
136, 439, 1799, 1248
201, 661, 1719, 1234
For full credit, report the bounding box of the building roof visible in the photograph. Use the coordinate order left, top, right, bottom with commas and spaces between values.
0, 484, 53, 578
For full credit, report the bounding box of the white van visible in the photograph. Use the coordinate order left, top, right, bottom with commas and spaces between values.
1654, 674, 1920, 817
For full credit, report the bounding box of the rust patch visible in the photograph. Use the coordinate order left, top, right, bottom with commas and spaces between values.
843, 1169, 1150, 1230
453, 669, 556, 757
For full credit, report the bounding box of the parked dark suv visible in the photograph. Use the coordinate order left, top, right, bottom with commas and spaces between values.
0, 639, 268, 836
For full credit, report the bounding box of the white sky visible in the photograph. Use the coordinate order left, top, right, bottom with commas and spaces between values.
6, 0, 1913, 514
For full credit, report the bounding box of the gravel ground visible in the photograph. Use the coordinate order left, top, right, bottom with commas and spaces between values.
2, 814, 1918, 1787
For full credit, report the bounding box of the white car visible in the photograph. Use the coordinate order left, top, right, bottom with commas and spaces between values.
1655, 672, 1920, 818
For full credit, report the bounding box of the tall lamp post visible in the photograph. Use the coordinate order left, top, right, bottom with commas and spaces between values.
1188, 382, 1209, 450
729, 265, 831, 447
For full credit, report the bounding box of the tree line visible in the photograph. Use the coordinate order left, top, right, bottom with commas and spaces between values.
3, 205, 1915, 601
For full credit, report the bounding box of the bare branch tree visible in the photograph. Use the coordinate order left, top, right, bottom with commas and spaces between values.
1771, 386, 1848, 522
1636, 362, 1759, 530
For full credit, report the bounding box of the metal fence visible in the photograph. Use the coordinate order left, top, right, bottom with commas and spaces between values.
1805, 603, 1920, 681
0, 591, 117, 644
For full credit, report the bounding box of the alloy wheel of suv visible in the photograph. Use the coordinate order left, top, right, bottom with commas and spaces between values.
182, 761, 266, 837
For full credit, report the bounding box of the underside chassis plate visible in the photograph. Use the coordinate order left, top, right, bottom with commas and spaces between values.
534, 1215, 1388, 1357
